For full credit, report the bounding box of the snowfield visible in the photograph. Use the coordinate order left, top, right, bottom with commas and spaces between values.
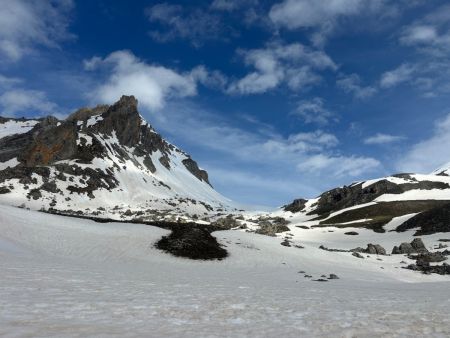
1, 204, 450, 337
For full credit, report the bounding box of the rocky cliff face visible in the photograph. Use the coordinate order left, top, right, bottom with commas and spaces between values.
0, 96, 235, 221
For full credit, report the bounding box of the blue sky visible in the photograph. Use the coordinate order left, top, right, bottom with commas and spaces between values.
1, 0, 450, 206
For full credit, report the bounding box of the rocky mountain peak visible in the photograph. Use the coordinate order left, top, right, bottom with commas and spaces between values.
0, 96, 231, 220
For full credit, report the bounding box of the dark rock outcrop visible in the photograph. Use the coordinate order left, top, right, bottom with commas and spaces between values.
306, 176, 449, 217
66, 105, 109, 122
318, 200, 450, 233
182, 158, 211, 186
405, 261, 450, 275
155, 224, 227, 260
396, 203, 450, 235
392, 238, 428, 254
283, 198, 307, 213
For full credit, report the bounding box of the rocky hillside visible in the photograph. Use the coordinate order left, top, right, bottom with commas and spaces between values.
0, 96, 238, 222
279, 172, 450, 235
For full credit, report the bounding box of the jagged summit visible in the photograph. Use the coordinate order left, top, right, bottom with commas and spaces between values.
0, 96, 236, 221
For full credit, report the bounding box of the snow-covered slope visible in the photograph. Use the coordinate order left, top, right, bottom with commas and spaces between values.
1, 204, 449, 336
0, 96, 239, 221
432, 162, 450, 176
262, 172, 450, 237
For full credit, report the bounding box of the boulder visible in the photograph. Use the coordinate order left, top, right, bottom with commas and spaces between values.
411, 238, 428, 253
392, 238, 428, 254
366, 243, 386, 255
256, 220, 290, 236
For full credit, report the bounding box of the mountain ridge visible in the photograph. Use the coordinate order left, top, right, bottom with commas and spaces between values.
0, 95, 238, 222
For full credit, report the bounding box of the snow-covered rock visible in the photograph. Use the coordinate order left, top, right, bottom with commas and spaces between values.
277, 172, 450, 236
0, 96, 238, 221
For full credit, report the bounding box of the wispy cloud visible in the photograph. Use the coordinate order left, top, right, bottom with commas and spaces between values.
145, 2, 237, 47
145, 101, 381, 203
380, 63, 416, 88
336, 73, 377, 99
297, 154, 380, 177
397, 113, 450, 173
291, 97, 337, 125
364, 133, 405, 145
0, 89, 58, 117
0, 0, 74, 61
269, 0, 397, 46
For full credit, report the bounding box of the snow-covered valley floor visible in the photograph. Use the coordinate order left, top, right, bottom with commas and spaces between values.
1, 204, 450, 337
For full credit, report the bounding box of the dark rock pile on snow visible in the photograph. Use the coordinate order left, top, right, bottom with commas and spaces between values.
155, 224, 227, 260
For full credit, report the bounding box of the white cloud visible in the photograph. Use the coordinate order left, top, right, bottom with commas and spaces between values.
393, 5, 450, 97
149, 102, 381, 195
228, 42, 336, 94
0, 89, 58, 116
0, 74, 22, 88
269, 0, 364, 29
397, 113, 450, 173
189, 65, 228, 90
297, 154, 381, 177
364, 133, 405, 145
291, 97, 336, 125
0, 0, 74, 61
268, 0, 395, 46
380, 63, 416, 88
263, 130, 339, 154
400, 25, 438, 45
399, 5, 450, 55
210, 0, 258, 12
145, 3, 234, 47
336, 73, 377, 99
84, 50, 202, 111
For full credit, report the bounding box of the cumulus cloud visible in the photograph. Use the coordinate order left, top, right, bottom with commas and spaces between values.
380, 63, 416, 88
0, 89, 58, 116
84, 50, 205, 110
397, 113, 450, 173
228, 42, 336, 94
0, 0, 74, 61
291, 97, 336, 125
336, 73, 377, 99
364, 133, 405, 145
